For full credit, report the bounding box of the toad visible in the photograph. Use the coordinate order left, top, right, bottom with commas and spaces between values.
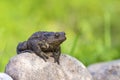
17, 31, 66, 64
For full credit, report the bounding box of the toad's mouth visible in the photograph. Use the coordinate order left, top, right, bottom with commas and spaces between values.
48, 37, 66, 45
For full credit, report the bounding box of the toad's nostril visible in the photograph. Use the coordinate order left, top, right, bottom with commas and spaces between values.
61, 32, 65, 35
63, 32, 65, 35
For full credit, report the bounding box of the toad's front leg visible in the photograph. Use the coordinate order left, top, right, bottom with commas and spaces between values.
52, 47, 61, 65
27, 40, 48, 62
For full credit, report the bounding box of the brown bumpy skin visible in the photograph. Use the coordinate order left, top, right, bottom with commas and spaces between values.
17, 31, 66, 64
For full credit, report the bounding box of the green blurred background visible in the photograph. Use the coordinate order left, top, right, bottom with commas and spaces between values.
0, 0, 120, 72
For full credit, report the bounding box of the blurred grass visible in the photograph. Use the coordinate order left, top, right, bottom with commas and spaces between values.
0, 0, 120, 72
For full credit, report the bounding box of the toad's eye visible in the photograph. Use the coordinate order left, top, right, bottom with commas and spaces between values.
55, 33, 60, 38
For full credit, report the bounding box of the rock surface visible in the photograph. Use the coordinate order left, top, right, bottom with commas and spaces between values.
5, 52, 93, 80
88, 60, 120, 80
0, 73, 13, 80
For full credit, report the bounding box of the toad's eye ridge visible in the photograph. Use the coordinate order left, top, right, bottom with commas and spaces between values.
44, 33, 51, 37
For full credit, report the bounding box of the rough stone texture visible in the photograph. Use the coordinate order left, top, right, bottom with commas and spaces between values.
0, 73, 13, 80
88, 60, 120, 80
5, 52, 93, 80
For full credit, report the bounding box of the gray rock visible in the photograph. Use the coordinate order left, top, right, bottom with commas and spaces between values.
5, 52, 93, 80
88, 60, 120, 80
0, 73, 13, 80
